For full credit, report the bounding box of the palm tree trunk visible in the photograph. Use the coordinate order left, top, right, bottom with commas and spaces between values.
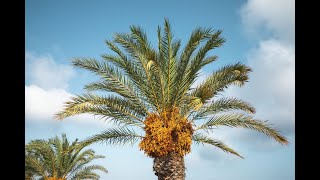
153, 152, 185, 180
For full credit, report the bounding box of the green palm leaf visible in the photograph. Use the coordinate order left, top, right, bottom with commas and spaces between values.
25, 134, 107, 180
55, 93, 144, 127
79, 127, 143, 148
196, 113, 288, 145
191, 63, 252, 104
191, 97, 256, 121
192, 133, 243, 158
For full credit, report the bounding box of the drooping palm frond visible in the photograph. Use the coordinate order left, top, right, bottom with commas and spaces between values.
190, 63, 252, 104
55, 93, 145, 127
191, 97, 256, 121
73, 57, 148, 110
25, 154, 37, 180
25, 139, 57, 177
66, 155, 106, 180
25, 134, 108, 180
192, 133, 243, 158
195, 113, 288, 145
69, 165, 108, 180
79, 127, 143, 148
63, 149, 103, 180
25, 154, 47, 178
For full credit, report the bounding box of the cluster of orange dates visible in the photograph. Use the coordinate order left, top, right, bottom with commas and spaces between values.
45, 177, 65, 180
139, 107, 194, 157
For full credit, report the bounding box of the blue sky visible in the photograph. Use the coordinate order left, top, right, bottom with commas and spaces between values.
25, 0, 295, 179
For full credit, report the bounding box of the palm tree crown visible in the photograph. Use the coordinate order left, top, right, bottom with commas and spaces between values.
55, 19, 287, 159
25, 134, 108, 180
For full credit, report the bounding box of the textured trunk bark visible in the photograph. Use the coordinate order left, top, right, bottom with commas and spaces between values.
153, 152, 185, 180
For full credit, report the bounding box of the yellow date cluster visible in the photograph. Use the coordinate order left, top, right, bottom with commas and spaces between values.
139, 107, 194, 157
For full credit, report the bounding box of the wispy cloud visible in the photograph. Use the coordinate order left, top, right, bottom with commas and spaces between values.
25, 85, 72, 121
25, 51, 108, 127
240, 0, 295, 43
224, 40, 295, 135
25, 51, 75, 90
25, 84, 108, 126
197, 0, 295, 160
237, 0, 295, 135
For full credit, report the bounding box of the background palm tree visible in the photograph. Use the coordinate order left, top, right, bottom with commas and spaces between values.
55, 19, 288, 180
25, 134, 108, 180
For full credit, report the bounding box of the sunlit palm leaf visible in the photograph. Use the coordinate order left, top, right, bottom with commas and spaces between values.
25, 134, 107, 180
191, 97, 256, 121
192, 133, 243, 158
79, 127, 143, 148
196, 113, 288, 145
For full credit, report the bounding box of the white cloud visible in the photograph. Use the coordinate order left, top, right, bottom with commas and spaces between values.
229, 0, 295, 136
25, 51, 75, 90
197, 39, 295, 156
25, 51, 112, 127
224, 39, 294, 135
193, 0, 295, 157
25, 85, 110, 127
240, 0, 295, 42
25, 85, 72, 121
194, 40, 294, 155
246, 40, 294, 100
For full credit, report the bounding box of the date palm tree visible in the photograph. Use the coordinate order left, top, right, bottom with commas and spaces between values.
25, 134, 108, 180
55, 19, 288, 180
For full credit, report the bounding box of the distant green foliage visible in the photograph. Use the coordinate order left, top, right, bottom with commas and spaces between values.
25, 134, 107, 180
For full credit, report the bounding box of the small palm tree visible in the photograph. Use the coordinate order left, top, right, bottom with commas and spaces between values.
55, 19, 288, 180
25, 134, 108, 180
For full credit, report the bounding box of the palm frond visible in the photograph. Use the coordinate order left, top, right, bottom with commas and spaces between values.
113, 32, 162, 110
153, 19, 184, 107
130, 25, 151, 53
172, 39, 181, 59
190, 62, 252, 104
26, 134, 107, 180
26, 140, 56, 175
66, 150, 106, 179
70, 171, 100, 180
191, 97, 256, 121
64, 149, 95, 175
179, 27, 213, 71
101, 43, 149, 100
195, 113, 288, 145
175, 27, 213, 89
79, 127, 143, 148
105, 40, 127, 60
74, 57, 148, 110
54, 93, 145, 127
173, 30, 223, 105
187, 30, 224, 76
79, 165, 108, 174
107, 29, 161, 110
50, 135, 64, 177
25, 155, 47, 178
192, 133, 243, 158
